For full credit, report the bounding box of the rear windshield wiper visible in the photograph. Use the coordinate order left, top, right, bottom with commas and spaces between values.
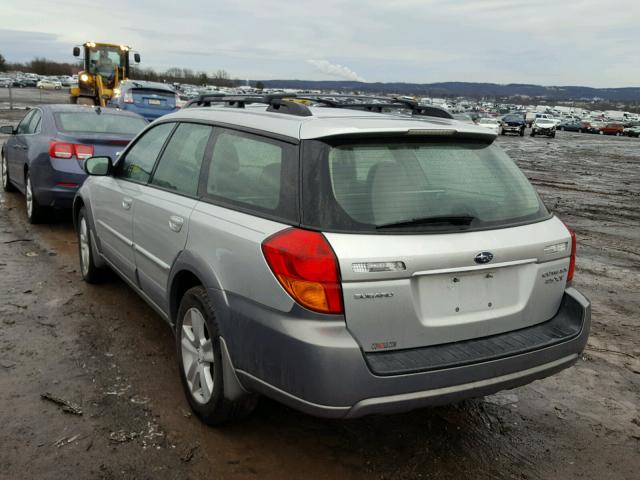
376, 215, 476, 230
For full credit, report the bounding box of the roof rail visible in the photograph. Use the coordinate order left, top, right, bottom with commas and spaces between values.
184, 93, 453, 120
184, 93, 312, 116
296, 95, 454, 119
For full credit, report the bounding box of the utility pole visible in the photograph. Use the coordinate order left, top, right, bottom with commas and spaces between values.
8, 84, 13, 110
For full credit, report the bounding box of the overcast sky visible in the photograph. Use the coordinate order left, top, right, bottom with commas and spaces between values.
1, 0, 639, 87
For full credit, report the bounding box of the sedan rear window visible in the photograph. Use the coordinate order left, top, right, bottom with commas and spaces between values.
55, 113, 147, 135
303, 138, 549, 233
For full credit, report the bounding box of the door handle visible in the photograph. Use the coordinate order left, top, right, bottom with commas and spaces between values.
168, 215, 184, 232
122, 197, 133, 210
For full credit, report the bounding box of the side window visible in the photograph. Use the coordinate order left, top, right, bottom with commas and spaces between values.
16, 110, 35, 135
206, 130, 284, 210
27, 110, 42, 134
150, 123, 212, 196
118, 123, 174, 183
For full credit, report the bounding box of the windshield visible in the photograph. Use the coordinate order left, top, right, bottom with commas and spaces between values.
55, 113, 146, 135
87, 46, 125, 78
303, 138, 549, 233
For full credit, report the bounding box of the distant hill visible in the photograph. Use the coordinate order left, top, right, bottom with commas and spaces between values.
258, 80, 640, 102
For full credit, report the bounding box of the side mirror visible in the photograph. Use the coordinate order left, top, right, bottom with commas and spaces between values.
133, 53, 141, 64
84, 156, 113, 176
73, 46, 81, 57
0, 125, 16, 135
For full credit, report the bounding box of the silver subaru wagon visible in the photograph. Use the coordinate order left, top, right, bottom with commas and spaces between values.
73, 95, 591, 425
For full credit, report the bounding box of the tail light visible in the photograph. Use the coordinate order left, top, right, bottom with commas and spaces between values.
262, 228, 343, 315
48, 141, 94, 160
75, 145, 94, 160
566, 225, 577, 284
123, 91, 134, 104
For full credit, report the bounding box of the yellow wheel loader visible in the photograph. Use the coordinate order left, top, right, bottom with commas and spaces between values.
69, 42, 141, 107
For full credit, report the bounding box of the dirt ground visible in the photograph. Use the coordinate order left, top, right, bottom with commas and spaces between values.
0, 90, 639, 479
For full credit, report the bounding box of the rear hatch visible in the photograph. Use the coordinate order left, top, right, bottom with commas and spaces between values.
132, 88, 177, 110
303, 136, 572, 352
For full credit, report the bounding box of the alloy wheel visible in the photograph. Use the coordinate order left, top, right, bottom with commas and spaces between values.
180, 308, 215, 404
1, 156, 7, 189
79, 217, 90, 277
26, 176, 33, 218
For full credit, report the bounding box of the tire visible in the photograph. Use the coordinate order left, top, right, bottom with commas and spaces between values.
519, 128, 525, 137
176, 286, 257, 425
69, 95, 78, 105
616, 132, 621, 136
25, 172, 47, 224
560, 127, 565, 131
578, 129, 582, 133
530, 131, 535, 137
550, 132, 556, 138
599, 130, 604, 135
1, 152, 16, 192
501, 129, 506, 136
77, 207, 107, 283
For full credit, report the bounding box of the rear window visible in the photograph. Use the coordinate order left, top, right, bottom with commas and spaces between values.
504, 115, 523, 122
303, 138, 549, 233
131, 88, 175, 97
55, 113, 146, 135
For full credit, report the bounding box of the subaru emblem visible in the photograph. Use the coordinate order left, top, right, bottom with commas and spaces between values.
474, 252, 494, 264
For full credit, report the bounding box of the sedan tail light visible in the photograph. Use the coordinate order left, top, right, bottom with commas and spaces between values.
123, 91, 134, 104
262, 228, 343, 314
48, 141, 94, 160
75, 144, 94, 160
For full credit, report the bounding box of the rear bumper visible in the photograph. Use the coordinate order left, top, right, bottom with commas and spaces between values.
32, 168, 85, 209
223, 287, 591, 418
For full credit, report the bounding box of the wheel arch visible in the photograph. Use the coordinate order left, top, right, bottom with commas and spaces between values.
168, 250, 228, 329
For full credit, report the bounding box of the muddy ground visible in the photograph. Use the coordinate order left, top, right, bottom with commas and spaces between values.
0, 90, 639, 479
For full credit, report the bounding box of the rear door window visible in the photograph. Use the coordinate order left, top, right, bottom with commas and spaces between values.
16, 110, 36, 135
117, 123, 175, 184
150, 123, 212, 196
26, 110, 42, 134
204, 129, 298, 222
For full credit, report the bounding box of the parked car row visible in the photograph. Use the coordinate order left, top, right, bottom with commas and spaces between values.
471, 113, 633, 139
1, 97, 590, 425
0, 74, 77, 89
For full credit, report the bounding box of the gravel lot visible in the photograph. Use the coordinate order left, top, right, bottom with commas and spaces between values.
1, 89, 639, 479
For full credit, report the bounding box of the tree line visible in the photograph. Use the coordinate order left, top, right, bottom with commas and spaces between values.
0, 53, 249, 87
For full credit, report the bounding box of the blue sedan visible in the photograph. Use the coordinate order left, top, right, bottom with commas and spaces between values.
1, 104, 147, 223
109, 80, 179, 121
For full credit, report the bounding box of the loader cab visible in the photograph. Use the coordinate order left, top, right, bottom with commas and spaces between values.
71, 42, 141, 107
